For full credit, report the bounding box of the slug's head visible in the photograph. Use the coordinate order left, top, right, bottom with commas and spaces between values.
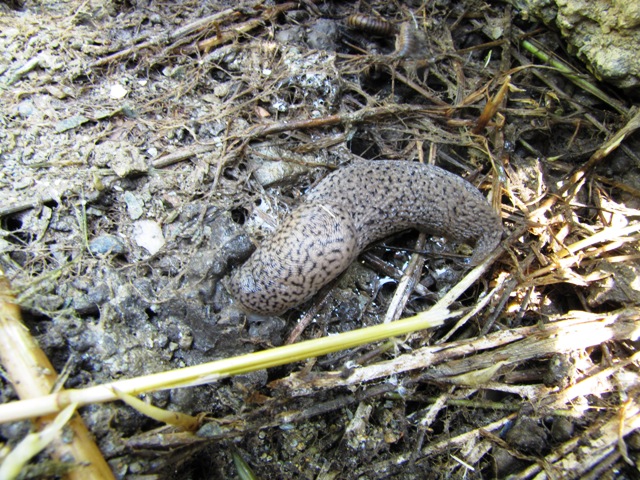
227, 202, 358, 315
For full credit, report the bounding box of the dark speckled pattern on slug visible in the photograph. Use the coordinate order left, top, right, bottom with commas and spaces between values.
228, 160, 503, 315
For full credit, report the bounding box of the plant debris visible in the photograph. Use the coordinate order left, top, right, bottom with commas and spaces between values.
1, 0, 639, 478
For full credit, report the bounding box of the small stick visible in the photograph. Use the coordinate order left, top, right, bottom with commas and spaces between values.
195, 3, 297, 53
383, 234, 428, 324
90, 9, 238, 68
244, 104, 444, 138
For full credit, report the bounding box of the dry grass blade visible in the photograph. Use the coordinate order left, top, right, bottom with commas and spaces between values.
520, 39, 628, 116
524, 223, 640, 289
111, 389, 201, 431
472, 75, 512, 134
272, 308, 640, 395
531, 109, 640, 222
0, 307, 455, 424
0, 274, 114, 480
0, 403, 77, 480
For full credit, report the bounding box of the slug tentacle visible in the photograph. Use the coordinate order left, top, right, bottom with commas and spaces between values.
228, 160, 503, 315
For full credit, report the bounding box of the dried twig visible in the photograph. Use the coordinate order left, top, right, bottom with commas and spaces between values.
383, 233, 428, 324
0, 308, 455, 424
243, 104, 444, 138
272, 308, 640, 395
0, 274, 114, 479
194, 3, 297, 53
90, 9, 239, 68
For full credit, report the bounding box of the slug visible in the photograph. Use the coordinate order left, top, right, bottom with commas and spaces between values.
228, 160, 503, 315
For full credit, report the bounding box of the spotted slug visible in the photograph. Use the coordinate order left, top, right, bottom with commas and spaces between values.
228, 160, 503, 315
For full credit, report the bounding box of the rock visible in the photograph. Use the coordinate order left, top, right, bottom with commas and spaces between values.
93, 140, 148, 177
276, 26, 304, 45
550, 416, 574, 442
307, 19, 339, 51
544, 352, 578, 388
586, 260, 640, 307
132, 220, 165, 255
123, 191, 144, 220
246, 151, 312, 186
511, 0, 640, 92
505, 417, 549, 453
492, 447, 526, 477
89, 234, 126, 255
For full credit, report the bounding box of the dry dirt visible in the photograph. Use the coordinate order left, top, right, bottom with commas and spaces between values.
1, 0, 639, 478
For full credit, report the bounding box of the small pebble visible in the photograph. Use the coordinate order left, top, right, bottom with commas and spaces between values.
124, 191, 144, 220
89, 234, 126, 255
133, 220, 165, 255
